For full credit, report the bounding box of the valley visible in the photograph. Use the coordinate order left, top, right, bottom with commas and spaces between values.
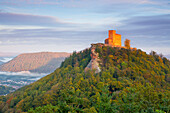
0, 72, 46, 95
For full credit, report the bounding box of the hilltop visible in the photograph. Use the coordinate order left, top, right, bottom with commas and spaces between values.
0, 44, 169, 113
0, 52, 70, 73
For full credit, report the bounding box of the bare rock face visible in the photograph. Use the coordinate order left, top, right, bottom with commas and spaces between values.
0, 52, 70, 73
85, 44, 101, 73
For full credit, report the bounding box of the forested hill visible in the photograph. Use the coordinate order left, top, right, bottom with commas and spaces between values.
0, 45, 170, 113
0, 52, 70, 73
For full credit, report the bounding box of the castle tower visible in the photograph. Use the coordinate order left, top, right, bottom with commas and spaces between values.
124, 39, 130, 49
105, 30, 121, 47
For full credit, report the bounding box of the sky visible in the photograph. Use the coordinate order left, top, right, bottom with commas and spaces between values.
0, 0, 170, 56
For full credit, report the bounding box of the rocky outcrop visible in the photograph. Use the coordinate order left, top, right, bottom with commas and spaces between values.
85, 44, 101, 73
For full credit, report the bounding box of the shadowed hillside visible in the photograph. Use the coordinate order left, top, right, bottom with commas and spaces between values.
0, 52, 70, 73
30, 57, 67, 73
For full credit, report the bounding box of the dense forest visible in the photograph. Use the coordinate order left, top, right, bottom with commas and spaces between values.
0, 45, 169, 113
0, 85, 15, 96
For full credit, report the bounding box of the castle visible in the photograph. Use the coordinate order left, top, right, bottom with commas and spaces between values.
105, 30, 121, 47
105, 30, 133, 49
85, 30, 136, 73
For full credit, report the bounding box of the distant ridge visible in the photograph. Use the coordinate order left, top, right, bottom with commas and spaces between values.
0, 52, 70, 73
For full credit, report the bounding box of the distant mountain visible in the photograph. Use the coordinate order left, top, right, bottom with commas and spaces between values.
0, 52, 70, 73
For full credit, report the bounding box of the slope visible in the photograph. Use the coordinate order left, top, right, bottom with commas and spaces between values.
0, 45, 169, 113
0, 52, 70, 73
0, 86, 15, 96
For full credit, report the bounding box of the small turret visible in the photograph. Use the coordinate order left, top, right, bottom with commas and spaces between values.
124, 39, 130, 49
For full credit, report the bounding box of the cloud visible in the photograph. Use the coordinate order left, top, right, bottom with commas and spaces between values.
113, 14, 170, 54
119, 14, 170, 36
0, 12, 70, 27
0, 12, 112, 30
0, 0, 59, 6
0, 28, 105, 39
0, 0, 165, 8
125, 14, 170, 26
98, 0, 157, 4
0, 57, 13, 63
0, 28, 106, 47
0, 27, 107, 53
0, 71, 47, 76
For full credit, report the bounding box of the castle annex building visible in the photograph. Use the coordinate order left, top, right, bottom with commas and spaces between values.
105, 30, 121, 47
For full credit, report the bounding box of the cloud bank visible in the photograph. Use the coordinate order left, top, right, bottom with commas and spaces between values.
0, 57, 13, 63
0, 12, 67, 26
0, 71, 48, 76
